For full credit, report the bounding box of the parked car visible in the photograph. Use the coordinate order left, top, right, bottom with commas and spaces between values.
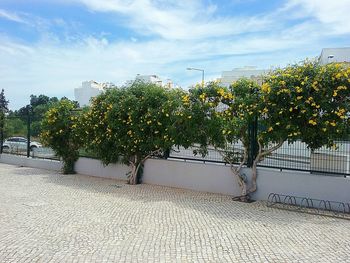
1, 137, 42, 152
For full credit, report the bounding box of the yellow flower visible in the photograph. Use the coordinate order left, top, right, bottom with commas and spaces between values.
268, 127, 273, 132
308, 119, 317, 126
261, 83, 271, 93
330, 121, 336, 127
224, 93, 233, 100
182, 95, 190, 104
217, 88, 225, 96
199, 93, 206, 101
297, 96, 303, 100
295, 86, 303, 93
337, 86, 347, 91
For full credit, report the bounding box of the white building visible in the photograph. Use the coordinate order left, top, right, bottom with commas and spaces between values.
219, 66, 267, 87
124, 74, 175, 88
74, 80, 105, 107
319, 47, 350, 65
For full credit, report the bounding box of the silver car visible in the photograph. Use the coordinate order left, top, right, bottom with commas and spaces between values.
2, 137, 42, 152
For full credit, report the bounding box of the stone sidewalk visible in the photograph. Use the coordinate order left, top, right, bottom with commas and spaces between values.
0, 163, 349, 262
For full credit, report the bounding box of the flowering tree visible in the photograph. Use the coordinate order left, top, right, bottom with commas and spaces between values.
180, 62, 350, 201
81, 82, 183, 184
40, 99, 82, 174
177, 81, 256, 200
253, 61, 350, 193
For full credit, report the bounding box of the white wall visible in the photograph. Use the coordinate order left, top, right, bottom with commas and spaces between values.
0, 154, 62, 171
251, 168, 350, 203
143, 158, 242, 196
1, 154, 349, 203
75, 157, 129, 180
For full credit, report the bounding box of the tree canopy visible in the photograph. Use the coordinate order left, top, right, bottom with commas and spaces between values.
40, 98, 82, 174
81, 81, 184, 184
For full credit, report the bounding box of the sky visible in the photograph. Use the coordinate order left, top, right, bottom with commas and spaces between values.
0, 0, 349, 110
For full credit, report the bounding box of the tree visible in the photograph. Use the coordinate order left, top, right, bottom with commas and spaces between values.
179, 61, 350, 201
81, 81, 183, 184
40, 99, 82, 174
0, 89, 9, 113
178, 81, 260, 201
0, 89, 9, 152
12, 95, 61, 137
251, 61, 350, 194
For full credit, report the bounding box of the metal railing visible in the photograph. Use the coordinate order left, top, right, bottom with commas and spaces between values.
169, 139, 350, 176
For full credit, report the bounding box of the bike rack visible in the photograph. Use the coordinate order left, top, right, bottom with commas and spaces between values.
267, 193, 350, 218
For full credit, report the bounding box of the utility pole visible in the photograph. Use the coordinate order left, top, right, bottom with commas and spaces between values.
26, 105, 31, 158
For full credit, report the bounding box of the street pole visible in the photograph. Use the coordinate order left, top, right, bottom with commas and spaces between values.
201, 70, 204, 88
187, 67, 205, 88
26, 105, 31, 158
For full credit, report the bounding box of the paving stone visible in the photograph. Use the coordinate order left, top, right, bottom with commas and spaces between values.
0, 163, 349, 262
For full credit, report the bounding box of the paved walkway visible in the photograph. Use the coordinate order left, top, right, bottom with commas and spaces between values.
0, 163, 349, 263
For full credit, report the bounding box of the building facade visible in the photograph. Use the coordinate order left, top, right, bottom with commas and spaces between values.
319, 47, 350, 65
74, 80, 105, 107
219, 66, 267, 87
124, 74, 175, 88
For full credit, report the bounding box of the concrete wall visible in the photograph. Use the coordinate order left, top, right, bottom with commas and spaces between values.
0, 154, 62, 171
75, 157, 129, 181
1, 154, 349, 203
143, 158, 242, 196
251, 168, 350, 203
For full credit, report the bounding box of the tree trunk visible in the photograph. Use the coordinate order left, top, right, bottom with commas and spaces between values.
128, 155, 146, 185
127, 150, 162, 185
220, 145, 248, 201
248, 139, 284, 194
128, 157, 138, 185
230, 167, 248, 201
249, 154, 260, 194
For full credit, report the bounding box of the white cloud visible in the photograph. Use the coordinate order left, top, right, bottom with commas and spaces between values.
74, 0, 272, 40
283, 0, 350, 34
0, 9, 26, 23
0, 28, 323, 109
1, 0, 349, 109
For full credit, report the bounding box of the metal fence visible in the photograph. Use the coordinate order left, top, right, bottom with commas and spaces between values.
169, 139, 350, 177
1, 109, 349, 177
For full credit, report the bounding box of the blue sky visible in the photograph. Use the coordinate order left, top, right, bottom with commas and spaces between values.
0, 0, 349, 109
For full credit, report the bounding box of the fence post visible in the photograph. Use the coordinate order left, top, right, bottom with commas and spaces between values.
247, 116, 258, 167
0, 114, 3, 154
163, 148, 170, 159
26, 106, 31, 158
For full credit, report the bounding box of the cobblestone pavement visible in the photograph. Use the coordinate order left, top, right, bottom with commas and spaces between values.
0, 163, 349, 263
